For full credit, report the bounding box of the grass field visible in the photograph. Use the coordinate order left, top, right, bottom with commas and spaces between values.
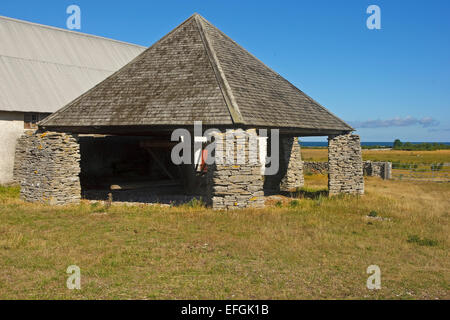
0, 176, 448, 300
301, 148, 450, 164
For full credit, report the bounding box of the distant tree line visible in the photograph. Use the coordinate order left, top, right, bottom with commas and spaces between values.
361, 145, 390, 150
393, 139, 450, 151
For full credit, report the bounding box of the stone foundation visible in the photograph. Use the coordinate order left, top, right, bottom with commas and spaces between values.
328, 134, 364, 195
207, 129, 264, 210
14, 131, 81, 204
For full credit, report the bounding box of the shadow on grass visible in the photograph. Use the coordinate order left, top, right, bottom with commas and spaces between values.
281, 187, 329, 200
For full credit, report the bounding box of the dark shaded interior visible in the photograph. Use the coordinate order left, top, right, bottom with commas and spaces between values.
79, 135, 205, 204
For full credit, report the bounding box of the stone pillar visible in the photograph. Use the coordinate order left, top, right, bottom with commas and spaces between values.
328, 134, 364, 196
264, 136, 304, 193
14, 131, 81, 204
206, 129, 264, 210
280, 137, 304, 191
383, 162, 392, 180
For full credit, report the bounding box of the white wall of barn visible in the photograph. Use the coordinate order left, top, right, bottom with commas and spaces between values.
0, 111, 24, 184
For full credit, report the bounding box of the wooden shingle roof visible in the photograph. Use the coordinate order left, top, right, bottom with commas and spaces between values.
40, 14, 353, 134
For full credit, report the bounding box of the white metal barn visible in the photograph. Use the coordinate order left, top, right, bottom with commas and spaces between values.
0, 16, 145, 184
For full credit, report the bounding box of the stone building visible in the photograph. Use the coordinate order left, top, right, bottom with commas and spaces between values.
15, 14, 364, 209
0, 15, 145, 184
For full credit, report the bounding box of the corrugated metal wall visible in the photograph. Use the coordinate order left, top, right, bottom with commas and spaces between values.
0, 16, 146, 113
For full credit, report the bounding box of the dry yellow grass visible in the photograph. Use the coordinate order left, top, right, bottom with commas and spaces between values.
301, 148, 450, 164
0, 178, 448, 300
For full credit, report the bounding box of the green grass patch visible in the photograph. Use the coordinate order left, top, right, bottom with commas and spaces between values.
0, 185, 20, 200
185, 198, 205, 208
407, 235, 439, 247
288, 200, 300, 208
274, 201, 283, 208
368, 211, 378, 218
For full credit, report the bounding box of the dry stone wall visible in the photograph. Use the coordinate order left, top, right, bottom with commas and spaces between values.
206, 129, 264, 210
328, 134, 364, 195
14, 131, 81, 204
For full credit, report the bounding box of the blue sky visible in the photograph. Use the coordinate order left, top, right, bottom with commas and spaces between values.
1, 0, 449, 141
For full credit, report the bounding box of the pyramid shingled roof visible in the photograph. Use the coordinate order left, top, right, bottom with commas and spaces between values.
40, 14, 353, 134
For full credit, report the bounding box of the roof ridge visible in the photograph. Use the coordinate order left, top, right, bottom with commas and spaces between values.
195, 16, 352, 131
40, 14, 217, 127
0, 15, 146, 49
194, 15, 244, 125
